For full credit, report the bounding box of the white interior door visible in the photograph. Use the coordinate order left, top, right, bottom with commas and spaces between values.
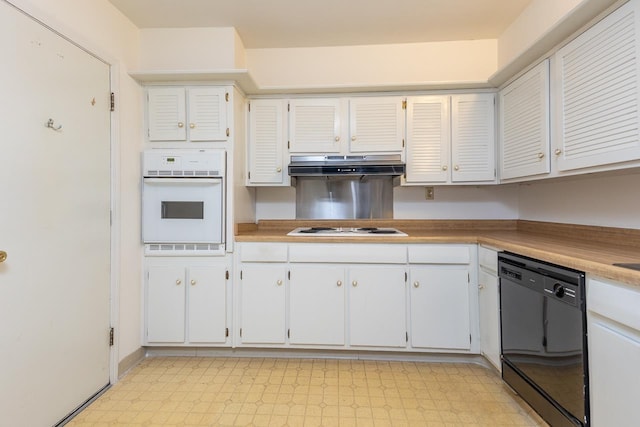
0, 3, 111, 426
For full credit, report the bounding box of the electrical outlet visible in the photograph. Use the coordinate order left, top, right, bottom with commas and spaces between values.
425, 186, 434, 200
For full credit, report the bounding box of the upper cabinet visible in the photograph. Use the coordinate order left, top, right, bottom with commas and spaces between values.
146, 86, 229, 143
348, 97, 405, 152
499, 60, 550, 180
405, 93, 496, 185
246, 99, 288, 186
552, 0, 640, 172
288, 98, 343, 153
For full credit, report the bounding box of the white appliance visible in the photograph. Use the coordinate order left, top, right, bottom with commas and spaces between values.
142, 149, 225, 256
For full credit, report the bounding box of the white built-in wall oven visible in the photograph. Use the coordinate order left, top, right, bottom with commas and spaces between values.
142, 149, 225, 256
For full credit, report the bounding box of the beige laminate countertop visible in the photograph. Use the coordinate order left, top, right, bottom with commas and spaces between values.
235, 220, 640, 287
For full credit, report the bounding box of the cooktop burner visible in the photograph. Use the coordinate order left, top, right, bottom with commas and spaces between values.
287, 227, 407, 237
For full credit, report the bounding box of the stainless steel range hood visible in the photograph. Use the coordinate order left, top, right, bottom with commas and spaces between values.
288, 155, 405, 177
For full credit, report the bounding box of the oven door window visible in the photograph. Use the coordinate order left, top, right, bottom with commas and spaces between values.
142, 178, 223, 244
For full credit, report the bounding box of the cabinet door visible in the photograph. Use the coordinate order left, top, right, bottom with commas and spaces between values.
289, 98, 342, 153
349, 97, 404, 152
248, 99, 287, 185
187, 87, 228, 141
588, 317, 640, 426
478, 270, 500, 369
410, 266, 470, 350
451, 93, 496, 182
499, 60, 550, 180
405, 96, 450, 183
240, 265, 287, 344
349, 266, 406, 348
146, 265, 186, 343
553, 0, 640, 171
147, 87, 186, 141
188, 265, 227, 344
289, 265, 345, 345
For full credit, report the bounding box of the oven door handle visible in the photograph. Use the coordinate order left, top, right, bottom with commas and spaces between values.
143, 178, 222, 184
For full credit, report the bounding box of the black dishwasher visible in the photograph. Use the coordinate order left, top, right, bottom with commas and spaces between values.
499, 252, 589, 427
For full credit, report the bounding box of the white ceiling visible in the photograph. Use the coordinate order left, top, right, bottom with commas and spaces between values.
108, 0, 533, 49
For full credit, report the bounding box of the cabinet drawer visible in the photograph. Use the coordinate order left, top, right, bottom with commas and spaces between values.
240, 243, 288, 262
408, 245, 471, 264
478, 246, 498, 273
588, 277, 640, 331
289, 243, 406, 264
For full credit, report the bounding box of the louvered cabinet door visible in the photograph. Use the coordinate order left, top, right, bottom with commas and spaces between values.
405, 96, 450, 183
289, 98, 343, 153
248, 99, 287, 185
553, 0, 640, 172
500, 60, 550, 180
451, 93, 496, 182
147, 87, 187, 141
349, 96, 404, 152
187, 87, 228, 141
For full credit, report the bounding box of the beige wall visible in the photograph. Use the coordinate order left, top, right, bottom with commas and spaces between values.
246, 40, 497, 90
8, 0, 144, 364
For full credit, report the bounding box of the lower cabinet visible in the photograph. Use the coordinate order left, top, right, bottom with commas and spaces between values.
289, 265, 346, 345
239, 265, 287, 344
409, 266, 471, 350
145, 259, 229, 345
349, 265, 407, 348
478, 246, 501, 370
587, 277, 640, 425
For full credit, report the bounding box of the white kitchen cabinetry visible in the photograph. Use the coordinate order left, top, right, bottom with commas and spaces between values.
145, 261, 229, 345
349, 96, 405, 152
405, 93, 496, 184
408, 245, 475, 351
237, 243, 288, 344
478, 246, 501, 370
247, 99, 288, 186
239, 265, 287, 344
288, 98, 343, 153
349, 265, 407, 348
289, 265, 346, 345
552, 0, 640, 172
499, 60, 550, 180
587, 276, 640, 426
146, 86, 228, 142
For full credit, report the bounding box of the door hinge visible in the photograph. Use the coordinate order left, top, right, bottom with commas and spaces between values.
402, 138, 405, 148
226, 128, 230, 137
288, 329, 290, 338
470, 334, 472, 344
248, 171, 251, 180
494, 169, 497, 178
240, 328, 242, 337
110, 92, 115, 112
225, 327, 229, 337
406, 332, 408, 342
225, 270, 229, 280
288, 141, 290, 150
404, 272, 407, 282
240, 271, 243, 280
402, 100, 407, 109
248, 102, 251, 112
287, 103, 290, 112
288, 270, 291, 280
109, 327, 114, 346
225, 92, 229, 102
468, 273, 470, 283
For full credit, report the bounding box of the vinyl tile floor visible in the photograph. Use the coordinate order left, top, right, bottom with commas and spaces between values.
68, 357, 547, 427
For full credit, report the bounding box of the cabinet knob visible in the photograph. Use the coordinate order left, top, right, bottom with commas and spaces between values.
177, 122, 184, 128
454, 165, 460, 171
191, 279, 196, 286
538, 152, 545, 159
442, 165, 448, 171
352, 281, 358, 287
176, 279, 182, 286
277, 279, 283, 286
0, 250, 7, 263
189, 123, 195, 129
276, 167, 282, 173
335, 136, 340, 142
478, 284, 484, 290
351, 136, 357, 141
413, 282, 419, 288
555, 148, 562, 155
337, 280, 342, 287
